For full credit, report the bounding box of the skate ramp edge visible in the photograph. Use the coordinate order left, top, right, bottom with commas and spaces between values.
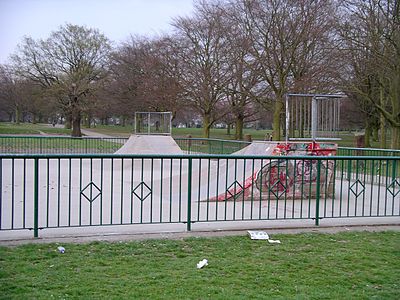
115, 135, 183, 155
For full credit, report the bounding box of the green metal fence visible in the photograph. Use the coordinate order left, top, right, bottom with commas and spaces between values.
1, 136, 399, 156
337, 147, 400, 157
0, 136, 127, 154
174, 137, 250, 154
0, 153, 399, 237
0, 136, 250, 155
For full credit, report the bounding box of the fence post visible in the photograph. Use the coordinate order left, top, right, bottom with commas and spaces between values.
187, 158, 192, 231
187, 135, 192, 154
315, 159, 321, 226
34, 158, 39, 238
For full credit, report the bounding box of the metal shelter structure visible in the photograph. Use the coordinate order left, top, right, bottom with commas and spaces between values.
285, 93, 345, 142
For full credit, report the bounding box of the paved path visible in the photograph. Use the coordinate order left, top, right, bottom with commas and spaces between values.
44, 123, 115, 138
1, 218, 399, 246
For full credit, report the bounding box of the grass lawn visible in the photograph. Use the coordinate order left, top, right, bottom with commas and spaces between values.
0, 136, 126, 154
0, 231, 399, 299
0, 122, 71, 135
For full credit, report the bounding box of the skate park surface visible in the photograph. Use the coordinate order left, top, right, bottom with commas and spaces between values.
1, 135, 399, 243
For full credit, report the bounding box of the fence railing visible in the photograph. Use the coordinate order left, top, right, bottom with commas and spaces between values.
337, 147, 400, 157
0, 136, 250, 155
0, 136, 128, 154
2, 136, 399, 156
174, 137, 250, 154
1, 153, 399, 237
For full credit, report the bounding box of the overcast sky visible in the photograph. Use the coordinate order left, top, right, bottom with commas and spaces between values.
0, 0, 194, 63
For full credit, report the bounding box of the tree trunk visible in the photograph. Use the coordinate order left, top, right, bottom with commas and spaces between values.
227, 123, 231, 135
379, 88, 386, 148
85, 114, 91, 128
235, 116, 244, 140
391, 126, 400, 149
364, 121, 371, 148
65, 113, 72, 129
71, 109, 82, 137
272, 100, 284, 141
32, 113, 37, 124
373, 127, 379, 141
15, 106, 20, 124
380, 113, 386, 149
203, 114, 211, 138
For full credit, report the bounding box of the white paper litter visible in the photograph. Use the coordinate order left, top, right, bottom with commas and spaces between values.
248, 231, 281, 244
57, 246, 65, 253
267, 239, 281, 244
197, 259, 208, 269
248, 231, 270, 240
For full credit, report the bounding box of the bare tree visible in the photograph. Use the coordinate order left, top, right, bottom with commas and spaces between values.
231, 0, 338, 140
222, 5, 263, 140
0, 65, 27, 123
11, 24, 112, 136
172, 1, 231, 138
338, 0, 400, 149
108, 35, 185, 126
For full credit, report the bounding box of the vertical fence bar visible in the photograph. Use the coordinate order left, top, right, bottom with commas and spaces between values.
179, 158, 183, 222
23, 159, 26, 228
187, 158, 192, 231
57, 158, 61, 227
197, 159, 202, 221
215, 159, 220, 220
315, 159, 321, 226
159, 159, 163, 223
34, 158, 39, 238
391, 159, 397, 216
46, 159, 50, 227
11, 159, 14, 229
68, 159, 72, 226
170, 158, 173, 222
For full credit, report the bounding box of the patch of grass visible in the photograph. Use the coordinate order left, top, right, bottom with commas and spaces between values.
0, 231, 399, 299
84, 125, 133, 137
0, 122, 71, 135
0, 137, 126, 154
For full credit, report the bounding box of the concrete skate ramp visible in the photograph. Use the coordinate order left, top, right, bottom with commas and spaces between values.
233, 141, 278, 156
193, 141, 277, 201
115, 135, 183, 155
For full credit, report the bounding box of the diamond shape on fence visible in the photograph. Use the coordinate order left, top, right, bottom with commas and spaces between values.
81, 182, 102, 203
350, 180, 365, 198
387, 179, 400, 197
226, 180, 243, 199
133, 182, 152, 202
269, 180, 286, 199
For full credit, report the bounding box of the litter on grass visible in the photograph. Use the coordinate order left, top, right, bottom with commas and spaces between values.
248, 231, 269, 240
57, 246, 65, 253
197, 259, 208, 269
267, 239, 281, 244
247, 231, 281, 244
